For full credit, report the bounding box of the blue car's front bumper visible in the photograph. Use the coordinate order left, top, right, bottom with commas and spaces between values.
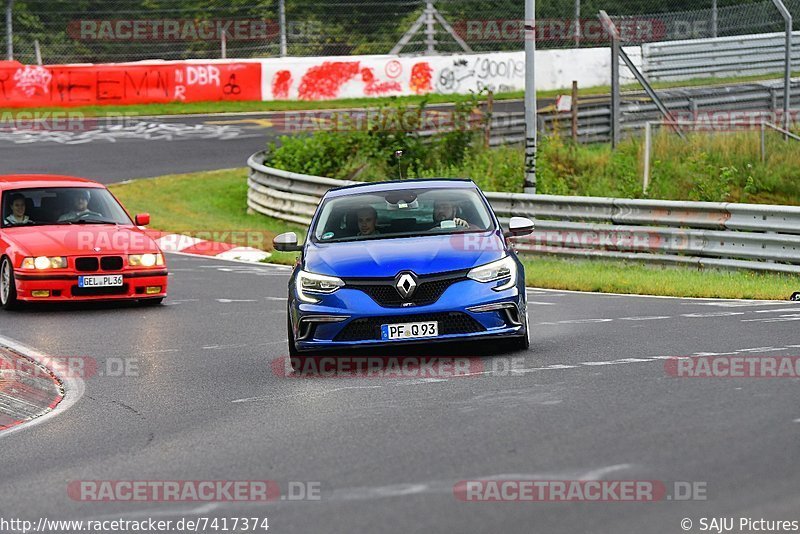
290, 276, 527, 352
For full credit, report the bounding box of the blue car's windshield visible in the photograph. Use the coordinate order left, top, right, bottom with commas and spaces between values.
312, 187, 495, 243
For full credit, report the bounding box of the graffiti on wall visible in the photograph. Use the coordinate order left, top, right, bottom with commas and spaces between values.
261, 54, 524, 101
435, 55, 524, 95
0, 61, 261, 107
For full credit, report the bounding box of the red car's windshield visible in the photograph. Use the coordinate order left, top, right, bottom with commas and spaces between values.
1, 187, 133, 228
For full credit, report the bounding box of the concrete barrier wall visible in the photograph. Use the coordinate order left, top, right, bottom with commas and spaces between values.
0, 47, 639, 107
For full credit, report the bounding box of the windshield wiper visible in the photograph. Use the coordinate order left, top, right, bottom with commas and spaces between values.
62, 219, 120, 225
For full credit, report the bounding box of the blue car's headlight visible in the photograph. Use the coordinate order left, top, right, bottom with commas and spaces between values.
296, 270, 345, 303
467, 256, 517, 291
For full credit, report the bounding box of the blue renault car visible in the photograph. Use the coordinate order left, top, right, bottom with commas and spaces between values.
273, 179, 534, 363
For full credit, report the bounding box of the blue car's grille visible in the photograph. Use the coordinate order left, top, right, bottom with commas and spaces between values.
345, 272, 466, 307
334, 312, 485, 342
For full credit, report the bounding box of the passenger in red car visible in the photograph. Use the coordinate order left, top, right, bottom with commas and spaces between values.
4, 194, 31, 225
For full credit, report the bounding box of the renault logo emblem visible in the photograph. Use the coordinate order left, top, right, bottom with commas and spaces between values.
394, 272, 417, 299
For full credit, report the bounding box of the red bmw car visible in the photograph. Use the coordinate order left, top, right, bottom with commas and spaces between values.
0, 174, 168, 309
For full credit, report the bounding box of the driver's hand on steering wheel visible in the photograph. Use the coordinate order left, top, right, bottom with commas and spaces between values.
453, 217, 470, 229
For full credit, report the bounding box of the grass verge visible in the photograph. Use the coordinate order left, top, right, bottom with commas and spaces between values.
111, 168, 798, 300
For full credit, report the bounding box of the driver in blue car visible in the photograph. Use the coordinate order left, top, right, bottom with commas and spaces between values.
432, 199, 475, 230
58, 190, 103, 221
356, 206, 380, 236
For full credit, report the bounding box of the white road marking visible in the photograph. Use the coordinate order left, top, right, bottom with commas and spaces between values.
754, 308, 800, 314
688, 301, 788, 308
232, 385, 383, 403
327, 464, 633, 502
681, 312, 746, 318
216, 299, 258, 303
266, 297, 288, 301
619, 316, 672, 321
742, 314, 800, 323
556, 318, 614, 324
202, 344, 248, 350
526, 301, 556, 306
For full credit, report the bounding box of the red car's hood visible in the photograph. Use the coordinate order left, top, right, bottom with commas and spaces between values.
3, 225, 162, 257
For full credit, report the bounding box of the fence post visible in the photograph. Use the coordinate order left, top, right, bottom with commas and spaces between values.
5, 0, 13, 61
523, 0, 538, 193
221, 31, 227, 59
711, 0, 718, 38
643, 122, 652, 194
771, 0, 792, 140
425, 1, 436, 54
34, 39, 41, 65
279, 0, 287, 57
761, 121, 767, 163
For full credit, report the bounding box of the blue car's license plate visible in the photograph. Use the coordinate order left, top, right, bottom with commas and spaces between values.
381, 321, 439, 340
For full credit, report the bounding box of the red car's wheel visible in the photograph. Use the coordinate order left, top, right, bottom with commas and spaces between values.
0, 257, 21, 310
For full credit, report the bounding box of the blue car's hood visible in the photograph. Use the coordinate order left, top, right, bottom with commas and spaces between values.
304, 231, 507, 278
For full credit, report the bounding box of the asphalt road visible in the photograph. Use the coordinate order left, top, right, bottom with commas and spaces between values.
1, 253, 799, 533
0, 100, 533, 182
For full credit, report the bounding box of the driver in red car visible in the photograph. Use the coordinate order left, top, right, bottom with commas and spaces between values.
4, 193, 31, 225
58, 190, 102, 222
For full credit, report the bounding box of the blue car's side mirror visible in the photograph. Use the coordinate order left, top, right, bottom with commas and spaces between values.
504, 217, 534, 238
273, 232, 303, 252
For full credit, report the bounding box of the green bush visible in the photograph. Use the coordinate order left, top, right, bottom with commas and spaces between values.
265, 102, 800, 205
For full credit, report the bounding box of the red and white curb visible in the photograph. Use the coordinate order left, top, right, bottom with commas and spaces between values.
0, 342, 66, 432
146, 232, 272, 263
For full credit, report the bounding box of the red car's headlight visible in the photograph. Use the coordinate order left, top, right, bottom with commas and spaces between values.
128, 253, 165, 267
21, 256, 68, 270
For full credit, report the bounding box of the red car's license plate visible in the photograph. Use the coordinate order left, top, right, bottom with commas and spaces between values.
78, 275, 123, 288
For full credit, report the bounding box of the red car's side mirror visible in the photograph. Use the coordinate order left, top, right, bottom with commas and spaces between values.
135, 213, 150, 226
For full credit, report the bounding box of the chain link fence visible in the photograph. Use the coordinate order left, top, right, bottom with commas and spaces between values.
1, 0, 798, 64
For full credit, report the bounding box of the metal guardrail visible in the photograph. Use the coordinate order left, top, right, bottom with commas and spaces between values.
643, 31, 800, 82
248, 151, 800, 274
490, 81, 800, 145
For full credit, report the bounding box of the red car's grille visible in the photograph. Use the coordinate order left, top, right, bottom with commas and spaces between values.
75, 257, 99, 272
74, 256, 123, 272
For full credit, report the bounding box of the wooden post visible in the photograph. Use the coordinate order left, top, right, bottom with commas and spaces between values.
484, 90, 494, 148
571, 80, 579, 143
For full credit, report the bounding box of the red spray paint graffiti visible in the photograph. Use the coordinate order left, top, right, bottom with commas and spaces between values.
297, 61, 361, 100
361, 68, 401, 96
272, 70, 292, 99
410, 62, 433, 95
